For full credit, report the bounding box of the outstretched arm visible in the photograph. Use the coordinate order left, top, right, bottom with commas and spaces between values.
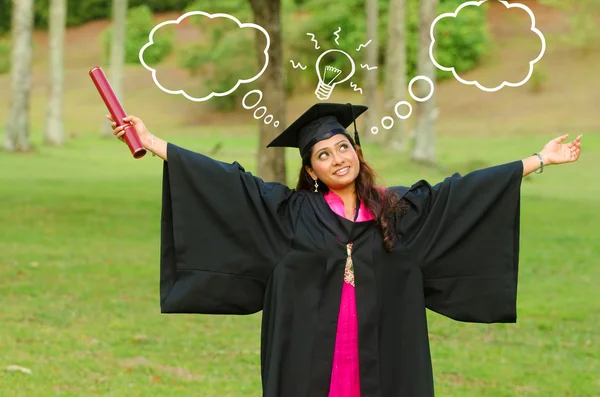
401, 134, 581, 323
522, 134, 582, 177
107, 114, 168, 161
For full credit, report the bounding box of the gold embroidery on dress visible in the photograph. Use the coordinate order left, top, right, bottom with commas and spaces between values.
344, 242, 355, 287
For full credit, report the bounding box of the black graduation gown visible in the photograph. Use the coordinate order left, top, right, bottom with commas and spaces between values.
159, 142, 523, 397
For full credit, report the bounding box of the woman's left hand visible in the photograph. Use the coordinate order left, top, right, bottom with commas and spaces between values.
540, 134, 582, 166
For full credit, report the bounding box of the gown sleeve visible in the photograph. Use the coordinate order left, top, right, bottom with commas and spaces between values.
159, 143, 301, 315
398, 160, 524, 323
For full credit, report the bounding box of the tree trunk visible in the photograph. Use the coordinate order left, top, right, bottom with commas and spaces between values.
411, 0, 438, 164
363, 0, 379, 142
103, 0, 127, 136
3, 0, 33, 152
44, 0, 66, 146
248, 0, 286, 184
383, 0, 407, 152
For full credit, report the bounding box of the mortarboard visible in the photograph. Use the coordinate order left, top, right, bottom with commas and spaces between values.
267, 103, 368, 158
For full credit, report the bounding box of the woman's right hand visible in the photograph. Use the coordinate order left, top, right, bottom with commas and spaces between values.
106, 114, 151, 148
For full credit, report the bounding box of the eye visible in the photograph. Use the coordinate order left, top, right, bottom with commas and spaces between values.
318, 151, 328, 160
339, 144, 348, 151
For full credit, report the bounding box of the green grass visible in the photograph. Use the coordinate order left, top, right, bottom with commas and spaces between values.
0, 129, 598, 396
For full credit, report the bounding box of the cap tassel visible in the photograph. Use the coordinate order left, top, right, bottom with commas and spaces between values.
348, 103, 360, 147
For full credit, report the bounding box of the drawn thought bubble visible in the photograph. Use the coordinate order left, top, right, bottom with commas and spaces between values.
429, 0, 546, 92
139, 11, 270, 102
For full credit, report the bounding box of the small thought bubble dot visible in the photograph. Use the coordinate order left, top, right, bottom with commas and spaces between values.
394, 101, 412, 119
408, 75, 434, 102
242, 89, 263, 109
381, 116, 394, 130
254, 106, 267, 119
371, 126, 379, 135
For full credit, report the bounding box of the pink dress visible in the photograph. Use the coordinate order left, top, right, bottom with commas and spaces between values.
324, 191, 375, 397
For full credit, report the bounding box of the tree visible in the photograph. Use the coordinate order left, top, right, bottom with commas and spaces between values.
363, 0, 379, 140
3, 0, 33, 152
248, 0, 286, 184
103, 0, 127, 137
410, 0, 438, 164
44, 0, 66, 146
382, 0, 407, 151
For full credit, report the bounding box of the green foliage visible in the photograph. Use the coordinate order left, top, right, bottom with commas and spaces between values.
34, 0, 119, 28
0, 0, 195, 33
1, 0, 491, 113
188, 0, 253, 20
179, 0, 257, 111
0, 2, 9, 34
529, 67, 548, 94
0, 39, 10, 75
132, 0, 194, 12
102, 5, 174, 66
176, 0, 489, 109
286, 0, 490, 90
286, 0, 371, 87
431, 0, 490, 77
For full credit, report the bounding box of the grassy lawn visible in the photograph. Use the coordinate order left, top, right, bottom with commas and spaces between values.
0, 129, 598, 396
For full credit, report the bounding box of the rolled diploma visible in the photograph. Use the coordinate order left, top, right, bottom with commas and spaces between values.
89, 66, 146, 159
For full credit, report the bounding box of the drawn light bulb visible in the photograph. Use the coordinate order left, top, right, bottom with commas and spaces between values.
314, 49, 356, 100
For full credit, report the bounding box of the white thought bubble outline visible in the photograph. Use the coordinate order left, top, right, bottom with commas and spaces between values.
429, 0, 546, 92
139, 11, 270, 102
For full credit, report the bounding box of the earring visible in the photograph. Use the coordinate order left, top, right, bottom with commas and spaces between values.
313, 179, 319, 193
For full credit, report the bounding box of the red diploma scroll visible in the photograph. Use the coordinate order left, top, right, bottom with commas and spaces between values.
89, 66, 146, 158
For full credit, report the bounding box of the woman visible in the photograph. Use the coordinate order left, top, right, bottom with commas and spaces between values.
108, 103, 581, 397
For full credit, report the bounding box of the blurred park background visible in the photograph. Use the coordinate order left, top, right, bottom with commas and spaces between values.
0, 0, 599, 396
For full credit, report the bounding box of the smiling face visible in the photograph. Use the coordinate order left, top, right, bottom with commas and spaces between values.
305, 134, 360, 191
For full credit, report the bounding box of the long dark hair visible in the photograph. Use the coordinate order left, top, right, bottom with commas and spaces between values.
296, 139, 409, 252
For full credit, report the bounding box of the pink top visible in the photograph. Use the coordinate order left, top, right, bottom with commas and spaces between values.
323, 191, 375, 397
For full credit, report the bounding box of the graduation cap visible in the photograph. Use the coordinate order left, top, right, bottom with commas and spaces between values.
267, 103, 368, 159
